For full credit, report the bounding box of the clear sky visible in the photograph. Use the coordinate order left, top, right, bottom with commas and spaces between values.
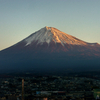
0, 0, 100, 50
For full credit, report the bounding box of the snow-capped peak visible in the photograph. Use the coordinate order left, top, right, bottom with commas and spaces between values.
24, 26, 88, 46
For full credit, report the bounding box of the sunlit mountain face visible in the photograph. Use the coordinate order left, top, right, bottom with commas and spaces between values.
0, 26, 100, 74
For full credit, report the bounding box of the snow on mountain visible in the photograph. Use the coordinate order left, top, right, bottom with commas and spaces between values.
24, 26, 88, 46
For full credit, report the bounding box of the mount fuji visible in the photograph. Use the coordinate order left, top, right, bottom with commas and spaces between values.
0, 26, 100, 74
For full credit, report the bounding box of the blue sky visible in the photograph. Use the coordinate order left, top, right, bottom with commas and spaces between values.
0, 0, 100, 50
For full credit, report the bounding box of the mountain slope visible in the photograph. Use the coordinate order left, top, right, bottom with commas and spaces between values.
0, 26, 100, 74
1, 26, 100, 57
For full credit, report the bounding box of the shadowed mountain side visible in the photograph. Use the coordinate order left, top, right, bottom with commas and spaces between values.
0, 44, 100, 74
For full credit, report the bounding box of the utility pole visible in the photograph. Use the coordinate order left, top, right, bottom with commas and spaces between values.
22, 79, 24, 100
